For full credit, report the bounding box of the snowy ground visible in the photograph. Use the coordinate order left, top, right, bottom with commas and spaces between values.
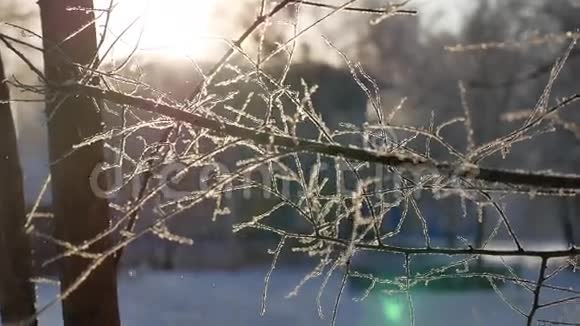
18, 264, 580, 326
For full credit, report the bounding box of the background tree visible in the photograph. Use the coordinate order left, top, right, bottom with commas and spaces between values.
38, 1, 120, 325
0, 46, 37, 326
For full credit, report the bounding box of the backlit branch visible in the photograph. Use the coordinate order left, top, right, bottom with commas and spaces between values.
62, 83, 580, 192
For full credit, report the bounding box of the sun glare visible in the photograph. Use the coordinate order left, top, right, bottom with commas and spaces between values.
97, 0, 218, 59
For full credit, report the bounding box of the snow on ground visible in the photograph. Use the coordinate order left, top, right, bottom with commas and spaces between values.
14, 265, 580, 325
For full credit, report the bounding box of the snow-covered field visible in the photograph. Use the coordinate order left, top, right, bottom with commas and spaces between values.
16, 265, 580, 325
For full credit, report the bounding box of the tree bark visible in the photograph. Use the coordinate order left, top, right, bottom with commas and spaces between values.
38, 1, 120, 325
0, 48, 38, 326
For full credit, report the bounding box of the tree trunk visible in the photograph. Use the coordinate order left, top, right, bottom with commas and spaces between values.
38, 1, 120, 325
0, 49, 38, 326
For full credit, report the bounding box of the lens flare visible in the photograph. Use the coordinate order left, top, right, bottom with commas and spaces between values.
381, 297, 403, 323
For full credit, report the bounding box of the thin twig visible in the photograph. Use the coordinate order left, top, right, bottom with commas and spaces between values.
246, 226, 580, 259
527, 257, 548, 326
293, 0, 417, 15
187, 0, 294, 101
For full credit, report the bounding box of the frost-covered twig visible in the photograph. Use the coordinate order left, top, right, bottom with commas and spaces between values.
64, 83, 580, 191
527, 257, 548, 326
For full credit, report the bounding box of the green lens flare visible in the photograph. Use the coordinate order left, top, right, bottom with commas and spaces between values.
381, 298, 403, 323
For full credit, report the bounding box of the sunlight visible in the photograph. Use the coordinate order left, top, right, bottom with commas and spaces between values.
96, 0, 218, 59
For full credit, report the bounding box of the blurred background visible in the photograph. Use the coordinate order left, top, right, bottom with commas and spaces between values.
1, 0, 580, 325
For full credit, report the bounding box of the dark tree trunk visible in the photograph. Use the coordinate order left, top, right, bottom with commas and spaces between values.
0, 52, 37, 325
38, 1, 120, 325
